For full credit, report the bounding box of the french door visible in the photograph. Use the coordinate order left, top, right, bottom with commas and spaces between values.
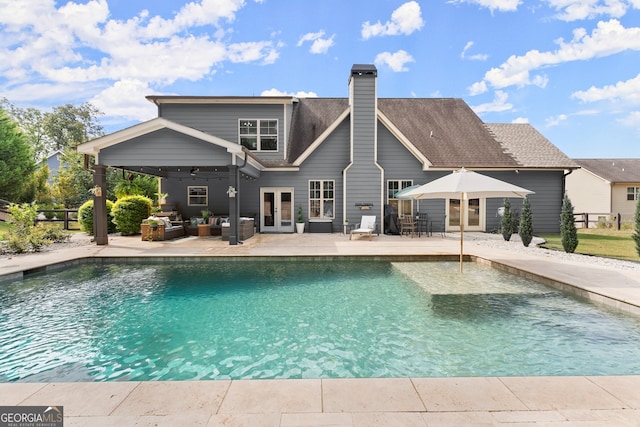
446, 198, 484, 232
260, 188, 294, 233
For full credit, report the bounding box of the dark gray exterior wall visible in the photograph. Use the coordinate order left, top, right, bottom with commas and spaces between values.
99, 128, 231, 167
158, 103, 292, 163
482, 170, 564, 233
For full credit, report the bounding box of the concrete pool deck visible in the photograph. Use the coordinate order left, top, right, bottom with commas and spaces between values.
1, 232, 640, 426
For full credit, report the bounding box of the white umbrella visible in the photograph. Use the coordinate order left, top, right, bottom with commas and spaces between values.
404, 168, 534, 272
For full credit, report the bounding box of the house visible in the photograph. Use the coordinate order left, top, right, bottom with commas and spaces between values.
77, 64, 577, 245
42, 150, 63, 183
566, 159, 640, 225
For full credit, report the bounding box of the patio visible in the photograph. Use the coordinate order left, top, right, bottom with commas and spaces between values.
1, 231, 640, 425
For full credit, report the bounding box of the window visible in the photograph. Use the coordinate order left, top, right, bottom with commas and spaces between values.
188, 186, 208, 206
387, 180, 413, 217
628, 187, 640, 201
239, 119, 278, 151
309, 180, 334, 219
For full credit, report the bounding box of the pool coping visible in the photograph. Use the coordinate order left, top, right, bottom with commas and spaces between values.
2, 233, 640, 425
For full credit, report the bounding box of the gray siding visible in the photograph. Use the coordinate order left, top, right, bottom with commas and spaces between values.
257, 120, 351, 231
100, 129, 231, 166
345, 73, 383, 223
159, 103, 292, 162
482, 170, 564, 233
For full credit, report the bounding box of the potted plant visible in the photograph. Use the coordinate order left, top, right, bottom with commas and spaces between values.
295, 206, 305, 233
198, 210, 211, 237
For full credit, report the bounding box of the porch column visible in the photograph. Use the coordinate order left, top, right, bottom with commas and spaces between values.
93, 164, 108, 245
228, 165, 239, 245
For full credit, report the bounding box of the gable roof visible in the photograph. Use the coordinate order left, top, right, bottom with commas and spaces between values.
286, 98, 574, 169
573, 158, 640, 183
486, 123, 578, 169
378, 98, 516, 168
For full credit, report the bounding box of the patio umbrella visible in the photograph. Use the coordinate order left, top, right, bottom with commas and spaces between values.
404, 168, 534, 272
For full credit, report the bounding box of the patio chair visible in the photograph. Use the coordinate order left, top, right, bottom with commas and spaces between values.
400, 215, 417, 238
350, 215, 377, 240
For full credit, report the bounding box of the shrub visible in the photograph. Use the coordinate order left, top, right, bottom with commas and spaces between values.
560, 193, 578, 253
111, 195, 152, 235
1, 202, 52, 254
501, 198, 513, 241
78, 199, 116, 235
519, 197, 533, 247
37, 223, 71, 243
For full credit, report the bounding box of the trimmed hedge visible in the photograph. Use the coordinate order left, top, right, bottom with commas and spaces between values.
111, 195, 152, 235
78, 199, 116, 235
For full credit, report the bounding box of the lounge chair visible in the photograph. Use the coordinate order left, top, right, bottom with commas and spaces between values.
350, 215, 377, 240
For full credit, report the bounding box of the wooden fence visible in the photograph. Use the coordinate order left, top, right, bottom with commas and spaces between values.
573, 212, 633, 230
36, 209, 80, 230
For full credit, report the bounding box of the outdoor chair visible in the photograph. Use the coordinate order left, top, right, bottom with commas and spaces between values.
400, 215, 417, 238
350, 215, 377, 240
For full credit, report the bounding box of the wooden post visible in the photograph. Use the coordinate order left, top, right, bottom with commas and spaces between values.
617, 213, 621, 230
584, 212, 589, 229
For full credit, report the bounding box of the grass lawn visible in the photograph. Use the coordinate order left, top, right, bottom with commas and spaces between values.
539, 228, 640, 262
0, 221, 8, 240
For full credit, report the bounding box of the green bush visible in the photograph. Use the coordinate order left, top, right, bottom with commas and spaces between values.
78, 199, 116, 235
519, 197, 533, 247
560, 193, 578, 253
111, 195, 152, 235
36, 223, 71, 243
501, 198, 513, 241
1, 202, 51, 254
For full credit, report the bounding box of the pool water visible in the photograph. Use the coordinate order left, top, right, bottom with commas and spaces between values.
1, 260, 640, 382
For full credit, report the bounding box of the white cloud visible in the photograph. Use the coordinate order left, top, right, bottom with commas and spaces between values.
470, 90, 513, 114
297, 31, 335, 54
512, 117, 529, 123
473, 19, 640, 91
374, 50, 415, 72
468, 80, 488, 95
545, 113, 569, 127
89, 79, 157, 122
449, 0, 521, 12
461, 41, 489, 61
572, 72, 640, 104
260, 88, 318, 98
362, 1, 424, 39
546, 0, 629, 22
0, 0, 281, 120
619, 110, 640, 128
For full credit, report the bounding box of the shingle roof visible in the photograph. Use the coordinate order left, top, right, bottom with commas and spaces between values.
485, 123, 578, 169
379, 98, 517, 168
573, 158, 640, 183
284, 98, 575, 170
286, 98, 349, 163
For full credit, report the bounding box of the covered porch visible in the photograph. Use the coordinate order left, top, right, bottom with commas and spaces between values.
76, 118, 262, 245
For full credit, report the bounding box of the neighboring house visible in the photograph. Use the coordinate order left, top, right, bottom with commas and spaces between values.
566, 159, 640, 224
42, 150, 63, 183
77, 64, 577, 244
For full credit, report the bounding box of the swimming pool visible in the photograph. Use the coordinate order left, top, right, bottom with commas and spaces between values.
1, 259, 640, 382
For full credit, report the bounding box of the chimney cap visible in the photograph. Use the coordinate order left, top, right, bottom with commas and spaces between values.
351, 64, 377, 77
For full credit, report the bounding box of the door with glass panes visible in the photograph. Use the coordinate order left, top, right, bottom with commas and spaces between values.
260, 188, 294, 233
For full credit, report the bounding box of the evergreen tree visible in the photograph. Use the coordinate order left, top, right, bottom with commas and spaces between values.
501, 198, 513, 241
633, 197, 640, 258
0, 108, 36, 202
560, 193, 579, 253
519, 197, 533, 247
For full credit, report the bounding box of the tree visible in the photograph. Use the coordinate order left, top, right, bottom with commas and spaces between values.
560, 193, 579, 253
501, 198, 513, 241
1, 98, 104, 159
633, 197, 640, 258
51, 149, 94, 208
519, 197, 533, 247
0, 107, 36, 202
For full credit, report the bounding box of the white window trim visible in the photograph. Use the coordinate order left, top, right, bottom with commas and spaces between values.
188, 185, 208, 206
238, 118, 279, 152
387, 180, 413, 217
309, 179, 335, 220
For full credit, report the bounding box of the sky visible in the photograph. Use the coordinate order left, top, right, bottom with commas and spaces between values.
1, 0, 639, 158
